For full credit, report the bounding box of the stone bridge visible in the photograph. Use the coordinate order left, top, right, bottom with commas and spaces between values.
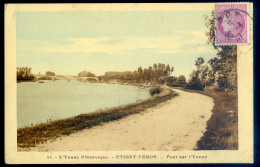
33, 75, 99, 82
77, 77, 99, 82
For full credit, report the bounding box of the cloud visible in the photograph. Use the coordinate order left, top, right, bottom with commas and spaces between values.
17, 30, 216, 56
195, 45, 217, 54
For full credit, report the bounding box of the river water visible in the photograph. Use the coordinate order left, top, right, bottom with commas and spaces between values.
17, 80, 150, 129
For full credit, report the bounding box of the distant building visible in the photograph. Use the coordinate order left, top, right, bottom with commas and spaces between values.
46, 71, 55, 76
78, 71, 95, 77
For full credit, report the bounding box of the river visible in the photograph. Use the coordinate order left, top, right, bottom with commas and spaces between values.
17, 80, 151, 129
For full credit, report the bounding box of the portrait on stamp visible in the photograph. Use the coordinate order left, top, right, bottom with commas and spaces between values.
215, 3, 250, 45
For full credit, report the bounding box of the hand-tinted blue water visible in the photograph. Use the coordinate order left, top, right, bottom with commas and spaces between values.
17, 80, 151, 129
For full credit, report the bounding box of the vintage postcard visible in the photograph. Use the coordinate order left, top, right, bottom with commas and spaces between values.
5, 3, 253, 164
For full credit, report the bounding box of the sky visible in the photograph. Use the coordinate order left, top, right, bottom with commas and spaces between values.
16, 11, 217, 79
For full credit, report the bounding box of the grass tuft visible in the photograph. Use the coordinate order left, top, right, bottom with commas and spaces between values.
149, 86, 163, 96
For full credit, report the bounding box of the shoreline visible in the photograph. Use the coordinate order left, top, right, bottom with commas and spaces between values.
17, 86, 177, 148
19, 88, 214, 151
17, 80, 35, 83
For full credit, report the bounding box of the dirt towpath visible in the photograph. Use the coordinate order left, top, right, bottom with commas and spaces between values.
25, 88, 214, 151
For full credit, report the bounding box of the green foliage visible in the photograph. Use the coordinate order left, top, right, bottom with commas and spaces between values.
103, 63, 175, 85
149, 87, 162, 96
187, 12, 237, 91
186, 60, 212, 91
204, 11, 237, 91
185, 77, 204, 91
17, 67, 35, 81
164, 76, 177, 86
195, 57, 205, 68
176, 75, 187, 86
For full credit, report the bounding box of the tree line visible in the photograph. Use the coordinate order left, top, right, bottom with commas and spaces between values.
103, 63, 187, 86
17, 67, 35, 81
17, 67, 58, 81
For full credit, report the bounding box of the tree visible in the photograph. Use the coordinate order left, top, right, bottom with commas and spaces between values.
205, 11, 237, 90
194, 57, 205, 82
17, 67, 35, 81
137, 66, 143, 81
185, 70, 204, 90
171, 67, 174, 74
200, 65, 214, 90
177, 75, 186, 86
165, 76, 177, 86
158, 76, 165, 84
102, 63, 175, 84
195, 57, 205, 69
165, 64, 170, 75
153, 64, 158, 71
187, 11, 238, 91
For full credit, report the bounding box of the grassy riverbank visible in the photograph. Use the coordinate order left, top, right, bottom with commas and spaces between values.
177, 88, 238, 150
18, 87, 177, 148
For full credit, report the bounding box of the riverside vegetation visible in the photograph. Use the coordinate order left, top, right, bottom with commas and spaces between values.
177, 88, 238, 150
173, 11, 238, 150
17, 67, 35, 82
194, 11, 238, 150
18, 86, 177, 148
197, 90, 238, 150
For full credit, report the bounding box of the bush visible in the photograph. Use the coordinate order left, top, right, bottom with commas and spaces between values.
149, 87, 162, 96
185, 82, 204, 91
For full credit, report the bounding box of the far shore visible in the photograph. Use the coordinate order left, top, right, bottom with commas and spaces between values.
17, 75, 238, 150
18, 74, 160, 88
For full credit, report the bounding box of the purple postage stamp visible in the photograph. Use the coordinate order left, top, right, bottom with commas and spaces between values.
215, 3, 250, 45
